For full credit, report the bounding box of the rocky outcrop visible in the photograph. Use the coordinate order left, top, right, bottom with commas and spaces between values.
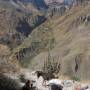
48, 3, 67, 17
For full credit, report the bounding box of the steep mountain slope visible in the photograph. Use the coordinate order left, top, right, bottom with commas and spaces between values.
0, 1, 47, 73
0, 1, 46, 47
12, 3, 90, 80
0, 0, 90, 80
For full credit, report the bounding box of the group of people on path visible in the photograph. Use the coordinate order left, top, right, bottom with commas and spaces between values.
21, 79, 90, 90
21, 79, 63, 90
21, 70, 90, 90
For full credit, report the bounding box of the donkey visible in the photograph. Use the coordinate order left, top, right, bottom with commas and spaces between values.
35, 71, 57, 86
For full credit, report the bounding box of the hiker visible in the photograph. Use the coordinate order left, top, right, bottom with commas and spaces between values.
22, 80, 33, 90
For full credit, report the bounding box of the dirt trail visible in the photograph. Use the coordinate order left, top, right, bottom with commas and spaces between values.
20, 69, 50, 90
5, 69, 90, 90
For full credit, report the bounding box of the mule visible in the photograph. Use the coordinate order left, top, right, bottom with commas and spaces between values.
35, 71, 57, 86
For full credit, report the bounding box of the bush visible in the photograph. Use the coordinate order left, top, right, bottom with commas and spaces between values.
0, 74, 20, 90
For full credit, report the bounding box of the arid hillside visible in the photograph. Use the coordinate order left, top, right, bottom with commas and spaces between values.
12, 2, 90, 80
0, 1, 46, 73
0, 0, 90, 81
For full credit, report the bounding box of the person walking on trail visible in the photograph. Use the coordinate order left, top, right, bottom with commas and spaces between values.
22, 80, 33, 90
